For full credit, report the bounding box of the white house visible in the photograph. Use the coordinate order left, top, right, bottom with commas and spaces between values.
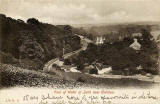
96, 36, 105, 44
129, 38, 141, 51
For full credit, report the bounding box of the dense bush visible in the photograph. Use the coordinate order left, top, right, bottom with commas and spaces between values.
64, 59, 71, 65
89, 68, 98, 74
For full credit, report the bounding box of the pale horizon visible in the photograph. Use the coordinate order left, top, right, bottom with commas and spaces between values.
0, 0, 160, 25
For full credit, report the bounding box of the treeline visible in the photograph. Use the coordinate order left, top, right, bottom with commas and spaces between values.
81, 24, 155, 43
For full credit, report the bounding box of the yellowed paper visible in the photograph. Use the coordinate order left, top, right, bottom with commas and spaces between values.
0, 0, 160, 104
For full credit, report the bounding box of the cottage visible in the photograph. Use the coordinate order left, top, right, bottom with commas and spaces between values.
98, 67, 112, 75
96, 36, 105, 44
129, 38, 141, 51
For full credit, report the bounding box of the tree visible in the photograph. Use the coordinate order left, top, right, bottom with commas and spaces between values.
17, 19, 25, 23
89, 68, 98, 74
27, 18, 39, 25
64, 25, 72, 33
64, 59, 71, 65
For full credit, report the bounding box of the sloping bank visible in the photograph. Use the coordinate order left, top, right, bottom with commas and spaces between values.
0, 14, 81, 70
1, 63, 160, 89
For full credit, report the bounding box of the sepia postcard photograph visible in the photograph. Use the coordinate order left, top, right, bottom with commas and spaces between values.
0, 0, 160, 104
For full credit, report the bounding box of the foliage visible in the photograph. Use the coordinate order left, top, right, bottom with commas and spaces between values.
27, 18, 40, 25
89, 68, 98, 74
71, 29, 159, 75
0, 14, 81, 70
64, 59, 71, 65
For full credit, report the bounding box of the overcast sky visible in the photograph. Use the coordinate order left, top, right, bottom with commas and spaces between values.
0, 0, 160, 25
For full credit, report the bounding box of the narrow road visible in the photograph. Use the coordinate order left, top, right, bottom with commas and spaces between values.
43, 34, 91, 73
43, 35, 160, 83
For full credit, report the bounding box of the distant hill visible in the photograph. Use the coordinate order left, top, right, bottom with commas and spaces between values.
72, 21, 160, 28
72, 21, 160, 36
0, 14, 81, 70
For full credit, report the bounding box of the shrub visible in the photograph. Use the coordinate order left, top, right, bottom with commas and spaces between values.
64, 59, 71, 65
27, 18, 39, 25
89, 68, 98, 74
